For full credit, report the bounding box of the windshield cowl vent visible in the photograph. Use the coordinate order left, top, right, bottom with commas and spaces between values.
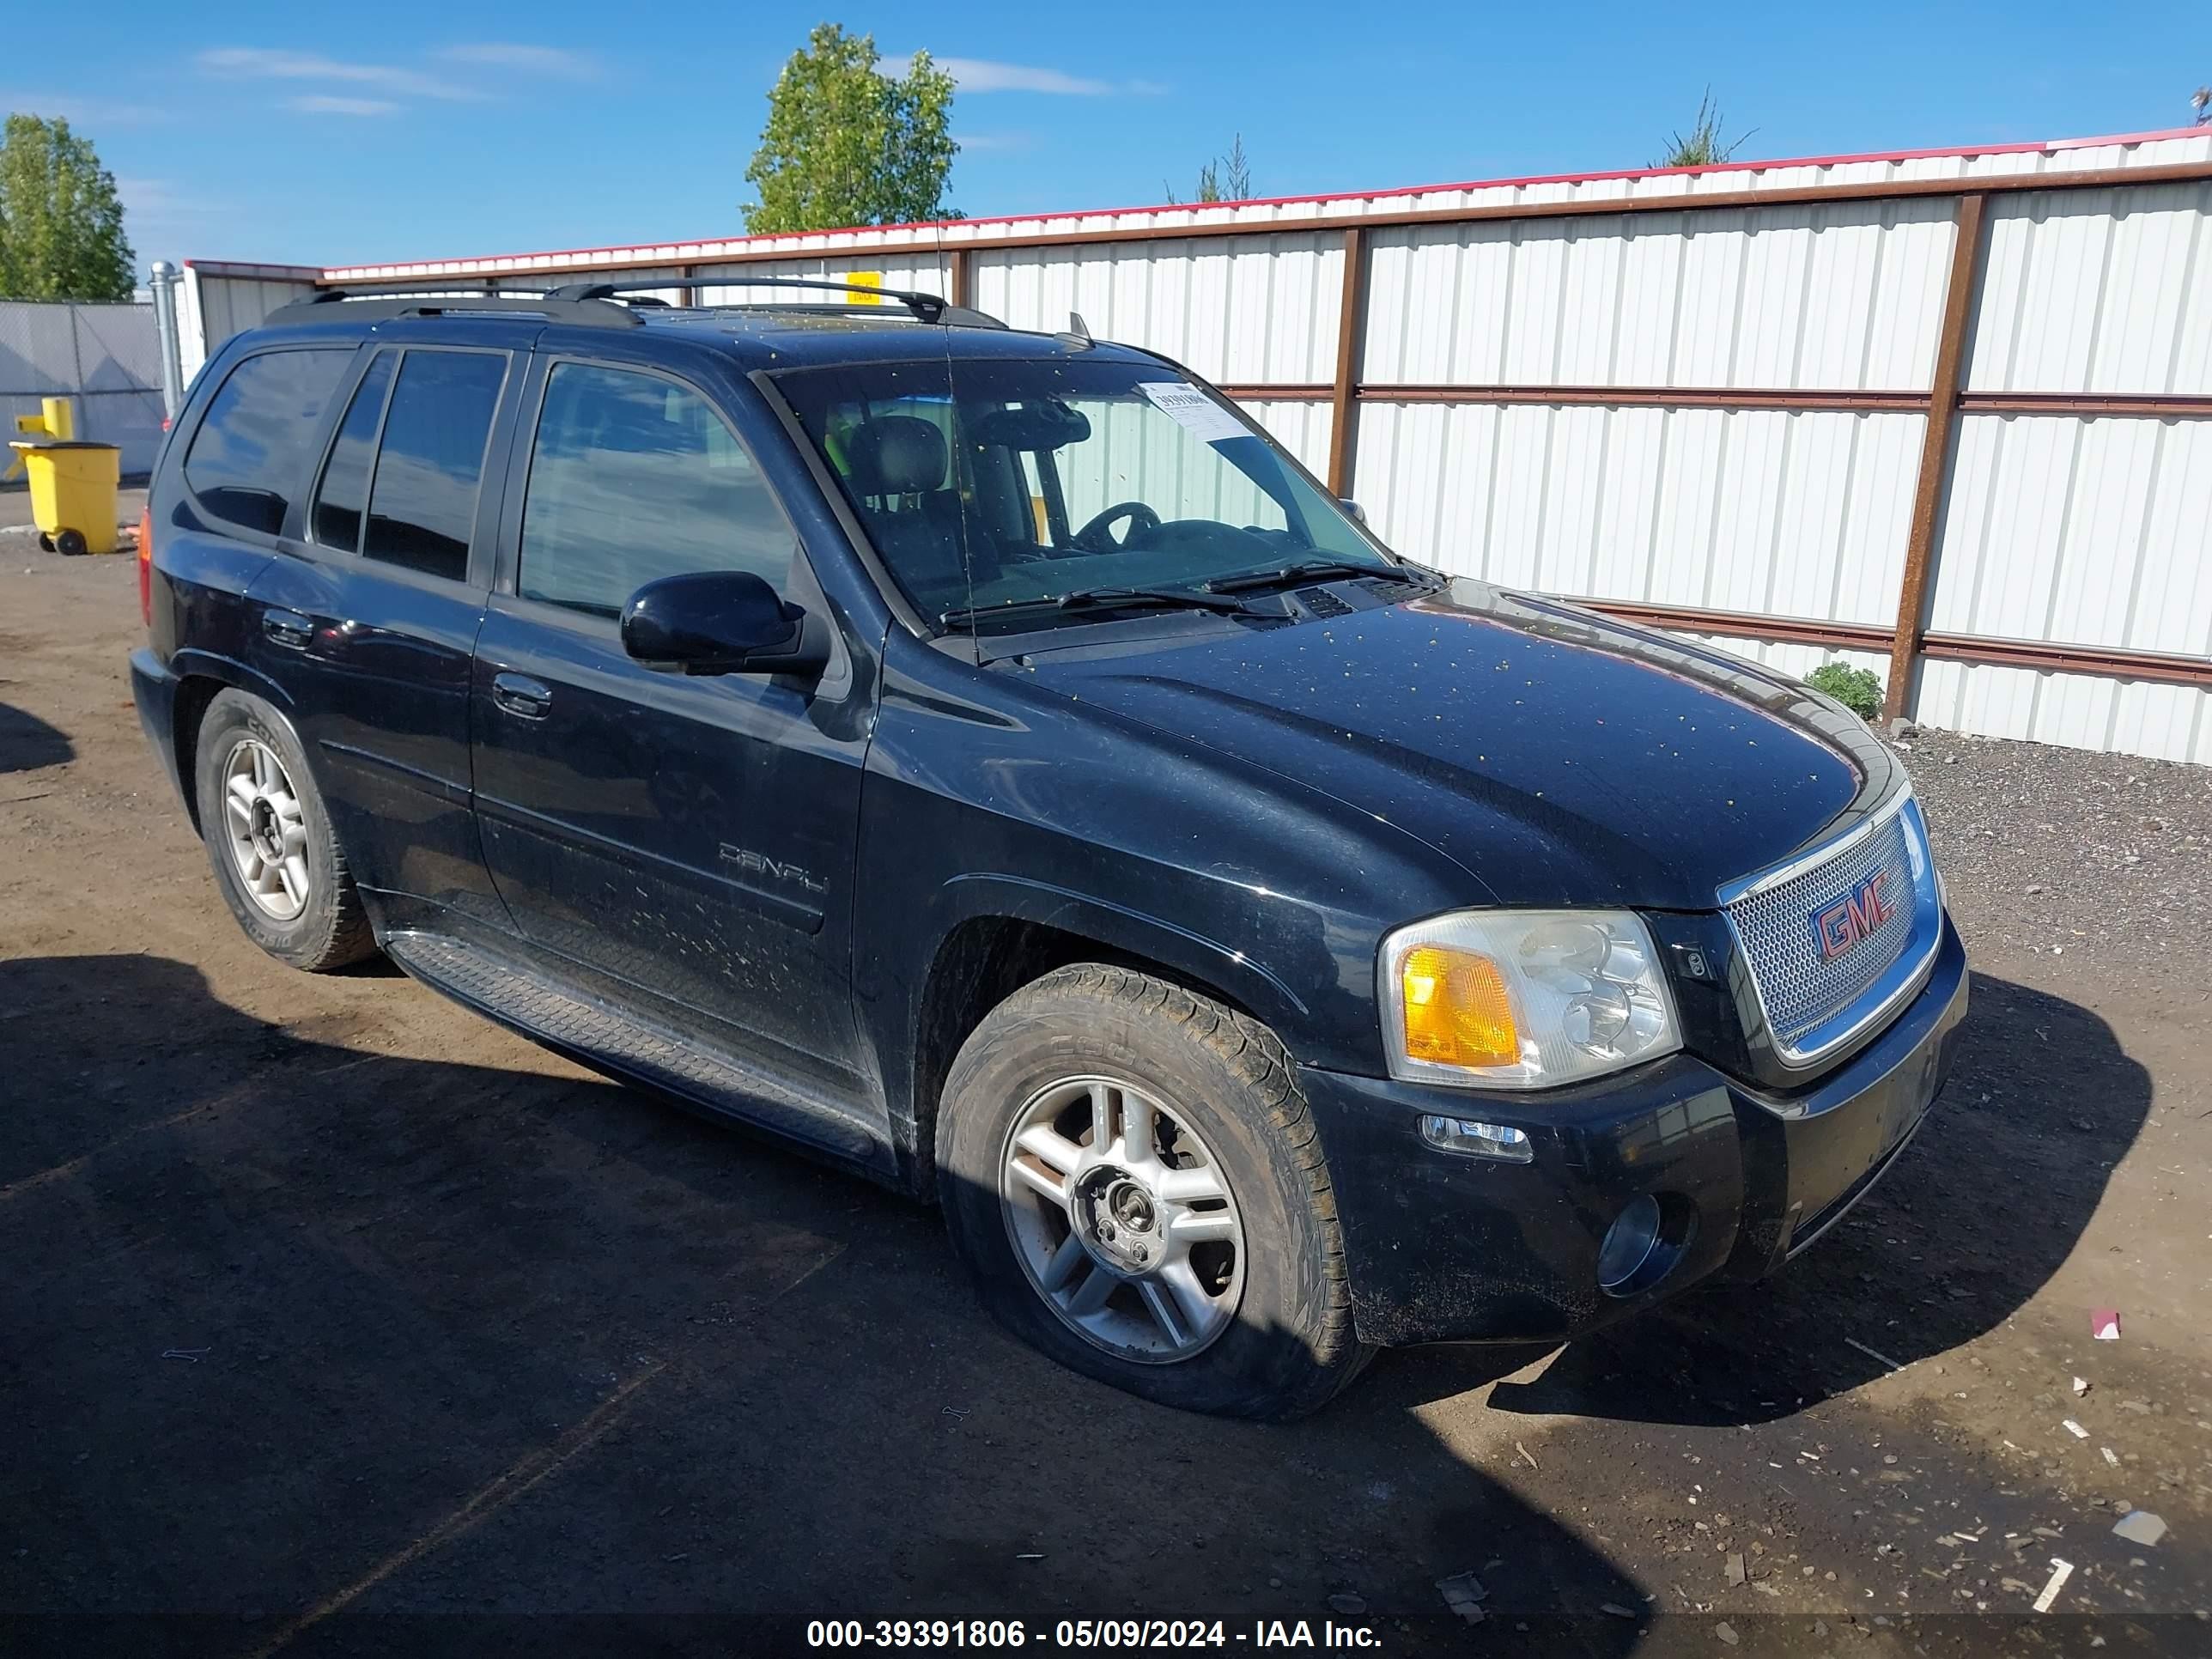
1298, 586, 1354, 619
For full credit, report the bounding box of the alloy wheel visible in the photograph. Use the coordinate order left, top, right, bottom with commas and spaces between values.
1000, 1074, 1246, 1363
220, 737, 312, 922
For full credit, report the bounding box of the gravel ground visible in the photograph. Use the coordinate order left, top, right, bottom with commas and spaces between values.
4, 550, 2209, 1655
1901, 725, 2212, 983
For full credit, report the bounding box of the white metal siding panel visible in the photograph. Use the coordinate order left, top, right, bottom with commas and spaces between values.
1929, 415, 2212, 656
1357, 201, 1947, 395
1354, 402, 1925, 630
179, 267, 319, 377
1970, 182, 2212, 393
1916, 659, 2212, 763
974, 234, 1340, 385
695, 253, 951, 307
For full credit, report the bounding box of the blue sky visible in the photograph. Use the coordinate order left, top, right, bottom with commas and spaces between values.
7, 3, 2206, 270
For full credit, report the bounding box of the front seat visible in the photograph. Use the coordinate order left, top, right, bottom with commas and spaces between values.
842, 416, 989, 605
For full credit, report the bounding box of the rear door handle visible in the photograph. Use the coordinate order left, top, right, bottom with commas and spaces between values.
262, 609, 313, 650
491, 672, 553, 720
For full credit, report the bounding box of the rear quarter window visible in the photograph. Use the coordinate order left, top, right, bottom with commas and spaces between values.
182, 348, 354, 535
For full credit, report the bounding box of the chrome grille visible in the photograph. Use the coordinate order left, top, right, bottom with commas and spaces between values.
1725, 812, 1917, 1048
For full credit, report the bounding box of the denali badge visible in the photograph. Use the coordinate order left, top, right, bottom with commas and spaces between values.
1812, 866, 1896, 961
719, 843, 828, 894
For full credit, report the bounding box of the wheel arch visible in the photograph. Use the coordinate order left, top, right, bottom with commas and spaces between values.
167, 653, 296, 836
903, 885, 1304, 1201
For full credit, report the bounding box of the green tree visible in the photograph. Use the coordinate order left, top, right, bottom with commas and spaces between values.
744, 25, 959, 233
1165, 134, 1253, 205
0, 113, 136, 301
1652, 90, 1754, 170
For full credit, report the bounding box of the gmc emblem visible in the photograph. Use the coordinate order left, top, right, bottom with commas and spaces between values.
1812, 866, 1896, 961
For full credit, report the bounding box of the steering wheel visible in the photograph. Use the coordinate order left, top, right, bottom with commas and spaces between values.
1072, 501, 1162, 553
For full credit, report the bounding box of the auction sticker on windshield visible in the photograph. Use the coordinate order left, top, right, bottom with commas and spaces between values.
1137, 380, 1250, 445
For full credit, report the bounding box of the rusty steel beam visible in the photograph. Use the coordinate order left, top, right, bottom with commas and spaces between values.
1583, 601, 1893, 653
1919, 632, 2212, 690
949, 247, 973, 312
1219, 382, 2212, 416
1325, 226, 1367, 497
1957, 390, 2212, 418
1577, 603, 2211, 690
322, 161, 2212, 286
1883, 192, 1988, 724
1363, 383, 1933, 412
1214, 384, 1334, 402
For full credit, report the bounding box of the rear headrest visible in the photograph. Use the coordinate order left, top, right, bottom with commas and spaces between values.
843, 415, 947, 498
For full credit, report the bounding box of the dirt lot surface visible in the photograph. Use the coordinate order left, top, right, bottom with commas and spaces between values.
4, 541, 2209, 1656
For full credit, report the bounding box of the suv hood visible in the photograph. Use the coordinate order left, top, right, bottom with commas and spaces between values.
1021, 580, 1897, 911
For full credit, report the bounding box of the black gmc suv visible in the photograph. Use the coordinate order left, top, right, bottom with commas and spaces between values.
131, 282, 1967, 1419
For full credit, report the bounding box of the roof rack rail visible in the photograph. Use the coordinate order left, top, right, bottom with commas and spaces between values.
545, 278, 1006, 330
266, 288, 642, 329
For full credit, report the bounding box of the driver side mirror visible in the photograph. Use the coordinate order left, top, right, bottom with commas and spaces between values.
621, 570, 830, 678
1339, 498, 1368, 525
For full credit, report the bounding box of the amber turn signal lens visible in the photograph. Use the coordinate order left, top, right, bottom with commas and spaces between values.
1400, 945, 1520, 1069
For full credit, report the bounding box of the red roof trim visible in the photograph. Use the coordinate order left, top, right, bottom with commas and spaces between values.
316, 125, 2209, 279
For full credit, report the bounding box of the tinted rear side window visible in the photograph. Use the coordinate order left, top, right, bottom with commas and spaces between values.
183, 349, 352, 535
311, 350, 396, 552
362, 350, 507, 581
518, 362, 792, 617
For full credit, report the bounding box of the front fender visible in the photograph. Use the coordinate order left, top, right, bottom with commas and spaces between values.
849, 637, 1488, 1178
933, 871, 1314, 1034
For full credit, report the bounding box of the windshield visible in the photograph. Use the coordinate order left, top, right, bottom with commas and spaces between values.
776, 356, 1399, 628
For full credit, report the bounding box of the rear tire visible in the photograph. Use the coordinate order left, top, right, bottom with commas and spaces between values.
54, 528, 88, 558
192, 689, 377, 972
937, 964, 1373, 1419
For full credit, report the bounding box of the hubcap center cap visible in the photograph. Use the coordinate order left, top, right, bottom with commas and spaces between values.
1073, 1168, 1158, 1272
249, 799, 283, 862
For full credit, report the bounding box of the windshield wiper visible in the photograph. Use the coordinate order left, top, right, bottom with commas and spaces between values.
939, 586, 1259, 631
1202, 558, 1418, 595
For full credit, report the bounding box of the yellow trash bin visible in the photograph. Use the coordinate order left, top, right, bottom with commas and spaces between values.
8, 440, 123, 555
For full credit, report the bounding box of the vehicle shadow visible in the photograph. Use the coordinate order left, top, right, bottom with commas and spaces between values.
0, 699, 73, 775
0, 952, 1648, 1655
1402, 972, 2154, 1426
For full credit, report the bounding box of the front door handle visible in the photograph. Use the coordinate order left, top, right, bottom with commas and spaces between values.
491, 672, 553, 720
262, 609, 313, 650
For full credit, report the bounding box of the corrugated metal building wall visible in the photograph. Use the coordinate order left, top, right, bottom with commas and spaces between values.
179, 126, 2212, 763
0, 301, 168, 476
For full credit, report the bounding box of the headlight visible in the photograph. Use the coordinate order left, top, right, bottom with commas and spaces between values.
1379, 909, 1681, 1089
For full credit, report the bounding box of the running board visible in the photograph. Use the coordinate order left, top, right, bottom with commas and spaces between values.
384, 930, 883, 1165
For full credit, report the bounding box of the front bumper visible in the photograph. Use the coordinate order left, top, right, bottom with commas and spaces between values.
1301, 915, 1970, 1347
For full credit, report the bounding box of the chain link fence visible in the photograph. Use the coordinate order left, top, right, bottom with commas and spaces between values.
0, 301, 167, 478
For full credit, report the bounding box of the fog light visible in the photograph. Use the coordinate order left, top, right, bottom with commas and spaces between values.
1596, 1194, 1663, 1291
1419, 1115, 1533, 1163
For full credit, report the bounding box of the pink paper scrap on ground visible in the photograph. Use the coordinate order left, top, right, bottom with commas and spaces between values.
2091, 1310, 2121, 1340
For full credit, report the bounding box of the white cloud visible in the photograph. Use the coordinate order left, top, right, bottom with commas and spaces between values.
198, 47, 478, 101
286, 94, 400, 117
433, 43, 600, 78
884, 54, 1160, 96
951, 131, 1030, 153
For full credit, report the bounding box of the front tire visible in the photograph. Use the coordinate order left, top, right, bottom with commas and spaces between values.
192, 689, 376, 972
937, 964, 1372, 1419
